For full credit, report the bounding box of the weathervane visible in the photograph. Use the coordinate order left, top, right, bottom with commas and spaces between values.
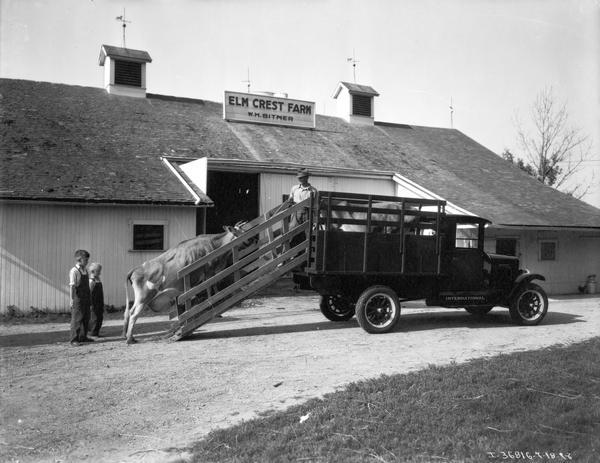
347, 49, 359, 83
115, 8, 131, 48
242, 67, 251, 93
449, 97, 454, 129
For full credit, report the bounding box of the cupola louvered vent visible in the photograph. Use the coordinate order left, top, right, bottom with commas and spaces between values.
114, 60, 142, 87
352, 94, 372, 117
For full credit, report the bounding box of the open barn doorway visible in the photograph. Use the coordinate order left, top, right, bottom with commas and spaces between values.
204, 171, 259, 234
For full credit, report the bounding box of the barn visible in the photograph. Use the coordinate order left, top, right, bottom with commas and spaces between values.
1, 44, 599, 314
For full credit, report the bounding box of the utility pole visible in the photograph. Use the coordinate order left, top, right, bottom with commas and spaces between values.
449, 97, 454, 129
115, 8, 131, 48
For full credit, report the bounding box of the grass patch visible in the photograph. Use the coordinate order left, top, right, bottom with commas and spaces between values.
188, 338, 600, 462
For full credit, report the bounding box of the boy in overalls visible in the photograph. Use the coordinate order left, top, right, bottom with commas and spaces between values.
88, 262, 105, 337
69, 249, 93, 346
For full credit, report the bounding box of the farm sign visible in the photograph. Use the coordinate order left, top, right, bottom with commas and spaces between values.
223, 91, 316, 129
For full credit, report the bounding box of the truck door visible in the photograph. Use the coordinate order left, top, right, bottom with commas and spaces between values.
440, 219, 486, 291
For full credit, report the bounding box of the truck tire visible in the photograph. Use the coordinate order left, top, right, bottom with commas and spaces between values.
319, 294, 355, 321
356, 286, 401, 334
464, 306, 493, 316
509, 283, 548, 325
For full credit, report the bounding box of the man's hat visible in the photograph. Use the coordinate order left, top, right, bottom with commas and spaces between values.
297, 168, 310, 178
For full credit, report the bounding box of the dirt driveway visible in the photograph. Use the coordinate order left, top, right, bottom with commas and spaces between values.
1, 294, 599, 463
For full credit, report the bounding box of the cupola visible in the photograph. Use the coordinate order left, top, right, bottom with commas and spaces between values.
98, 45, 152, 98
333, 81, 379, 126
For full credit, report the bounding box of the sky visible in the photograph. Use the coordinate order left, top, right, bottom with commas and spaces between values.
1, 0, 599, 207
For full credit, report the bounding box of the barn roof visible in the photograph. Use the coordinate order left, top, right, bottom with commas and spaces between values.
1, 78, 599, 227
0, 79, 209, 205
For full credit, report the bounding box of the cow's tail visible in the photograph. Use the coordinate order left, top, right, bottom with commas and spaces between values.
125, 269, 135, 312
123, 269, 134, 337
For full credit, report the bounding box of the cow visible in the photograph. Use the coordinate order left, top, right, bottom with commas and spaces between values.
123, 222, 248, 344
324, 200, 417, 233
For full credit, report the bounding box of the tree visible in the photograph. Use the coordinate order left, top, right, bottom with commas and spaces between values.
505, 87, 594, 198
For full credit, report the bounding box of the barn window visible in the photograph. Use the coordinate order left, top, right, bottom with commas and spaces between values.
132, 222, 165, 251
496, 238, 518, 256
352, 95, 372, 117
114, 60, 142, 87
539, 240, 557, 261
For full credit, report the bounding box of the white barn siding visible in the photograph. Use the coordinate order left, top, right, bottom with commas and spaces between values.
0, 202, 196, 314
485, 228, 600, 295
259, 173, 395, 214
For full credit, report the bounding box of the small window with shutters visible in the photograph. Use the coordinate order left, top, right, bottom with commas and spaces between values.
114, 60, 142, 87
352, 95, 372, 117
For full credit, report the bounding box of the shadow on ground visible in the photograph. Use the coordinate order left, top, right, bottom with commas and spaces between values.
186, 309, 582, 341
0, 309, 583, 348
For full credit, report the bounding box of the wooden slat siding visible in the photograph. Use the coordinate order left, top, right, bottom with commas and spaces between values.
307, 195, 315, 266
184, 275, 191, 313
232, 247, 240, 282
400, 200, 406, 273
436, 202, 442, 274
363, 196, 373, 272
281, 215, 289, 253
267, 225, 276, 259
0, 202, 195, 314
177, 199, 310, 280
177, 222, 308, 304
177, 239, 308, 324
176, 245, 309, 336
322, 191, 443, 205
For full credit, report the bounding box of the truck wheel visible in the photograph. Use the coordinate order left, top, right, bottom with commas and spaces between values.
509, 283, 548, 325
320, 294, 355, 321
465, 306, 493, 316
356, 286, 401, 334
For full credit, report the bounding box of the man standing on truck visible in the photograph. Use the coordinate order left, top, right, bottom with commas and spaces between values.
287, 168, 318, 256
287, 168, 317, 227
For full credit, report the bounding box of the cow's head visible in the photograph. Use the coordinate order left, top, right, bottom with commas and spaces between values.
222, 221, 258, 247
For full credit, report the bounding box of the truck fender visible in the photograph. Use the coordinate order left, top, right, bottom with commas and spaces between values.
508, 271, 546, 301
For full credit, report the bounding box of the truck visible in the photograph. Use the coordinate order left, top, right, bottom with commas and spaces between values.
293, 190, 549, 333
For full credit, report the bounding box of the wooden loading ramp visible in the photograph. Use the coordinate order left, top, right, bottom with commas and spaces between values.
167, 198, 312, 341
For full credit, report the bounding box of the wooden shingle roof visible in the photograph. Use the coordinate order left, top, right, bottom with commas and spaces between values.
1, 78, 599, 227
98, 45, 152, 65
338, 82, 379, 96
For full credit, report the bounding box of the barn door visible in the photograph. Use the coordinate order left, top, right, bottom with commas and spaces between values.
205, 171, 260, 234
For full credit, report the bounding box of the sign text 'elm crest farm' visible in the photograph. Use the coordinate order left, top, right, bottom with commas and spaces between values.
223, 91, 316, 129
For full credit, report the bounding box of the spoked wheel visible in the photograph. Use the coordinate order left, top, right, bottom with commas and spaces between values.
509, 283, 548, 325
464, 306, 493, 316
356, 286, 401, 334
320, 294, 355, 321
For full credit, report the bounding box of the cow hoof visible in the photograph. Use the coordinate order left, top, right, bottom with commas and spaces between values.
126, 337, 138, 345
